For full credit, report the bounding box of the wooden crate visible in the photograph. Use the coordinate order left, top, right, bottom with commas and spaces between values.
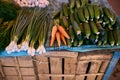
0, 51, 113, 80
35, 51, 78, 80
76, 51, 113, 80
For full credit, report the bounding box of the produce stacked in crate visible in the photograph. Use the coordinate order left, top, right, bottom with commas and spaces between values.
50, 0, 120, 47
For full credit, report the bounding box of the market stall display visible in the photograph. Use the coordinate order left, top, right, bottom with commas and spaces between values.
0, 0, 120, 56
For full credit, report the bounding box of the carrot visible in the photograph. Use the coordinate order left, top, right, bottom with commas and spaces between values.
51, 25, 57, 37
50, 36, 55, 46
56, 31, 61, 47
57, 25, 70, 39
60, 33, 66, 45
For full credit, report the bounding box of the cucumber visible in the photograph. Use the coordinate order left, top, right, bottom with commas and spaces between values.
103, 30, 108, 45
60, 10, 63, 20
83, 22, 91, 39
103, 7, 113, 22
69, 0, 75, 9
70, 13, 74, 23
67, 39, 72, 47
70, 8, 74, 14
108, 31, 115, 46
108, 8, 116, 23
62, 3, 69, 17
76, 0, 81, 8
100, 8, 104, 17
78, 40, 83, 46
72, 21, 81, 35
96, 22, 105, 35
78, 7, 86, 22
84, 6, 89, 21
90, 33, 97, 44
62, 16, 69, 29
93, 5, 100, 20
80, 0, 86, 7
112, 29, 120, 45
74, 8, 80, 23
80, 23, 84, 33
90, 21, 100, 35
87, 5, 94, 21
68, 25, 75, 43
73, 39, 78, 47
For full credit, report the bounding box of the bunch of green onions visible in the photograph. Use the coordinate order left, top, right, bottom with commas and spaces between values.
6, 8, 34, 54
5, 7, 50, 56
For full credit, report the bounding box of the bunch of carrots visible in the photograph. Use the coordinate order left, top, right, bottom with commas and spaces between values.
50, 25, 70, 47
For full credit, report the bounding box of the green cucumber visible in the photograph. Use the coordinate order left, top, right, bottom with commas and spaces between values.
83, 22, 91, 39
90, 21, 100, 35
72, 21, 81, 35
78, 7, 86, 22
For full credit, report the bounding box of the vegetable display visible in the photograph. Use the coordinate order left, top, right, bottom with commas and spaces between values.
0, 0, 120, 56
51, 0, 120, 47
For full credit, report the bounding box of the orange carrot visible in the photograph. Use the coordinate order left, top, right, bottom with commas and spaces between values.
60, 34, 66, 45
57, 25, 70, 39
56, 32, 61, 47
50, 36, 55, 46
51, 25, 57, 37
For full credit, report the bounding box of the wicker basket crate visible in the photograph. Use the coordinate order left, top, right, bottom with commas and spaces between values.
0, 51, 113, 80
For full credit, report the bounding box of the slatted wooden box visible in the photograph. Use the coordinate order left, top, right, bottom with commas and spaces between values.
0, 51, 113, 80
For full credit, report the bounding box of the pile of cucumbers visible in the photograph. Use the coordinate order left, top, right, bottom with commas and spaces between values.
52, 0, 120, 47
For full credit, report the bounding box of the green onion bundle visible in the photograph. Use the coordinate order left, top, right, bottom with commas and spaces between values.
6, 8, 34, 54
5, 7, 50, 56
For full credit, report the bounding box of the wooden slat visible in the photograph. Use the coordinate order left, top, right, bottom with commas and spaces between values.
52, 76, 62, 80
18, 56, 33, 67
3, 67, 18, 76
76, 61, 88, 74
50, 58, 62, 74
23, 76, 36, 80
20, 68, 35, 76
39, 75, 49, 80
39, 74, 74, 77
15, 57, 23, 80
87, 61, 102, 80
96, 61, 110, 80
35, 56, 49, 74
96, 75, 103, 80
99, 61, 110, 73
44, 52, 78, 58
76, 73, 104, 80
64, 76, 75, 80
0, 61, 4, 78
76, 75, 85, 80
78, 52, 113, 60
64, 58, 77, 74
38, 73, 103, 77
0, 57, 16, 66
50, 58, 62, 80
5, 76, 19, 80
